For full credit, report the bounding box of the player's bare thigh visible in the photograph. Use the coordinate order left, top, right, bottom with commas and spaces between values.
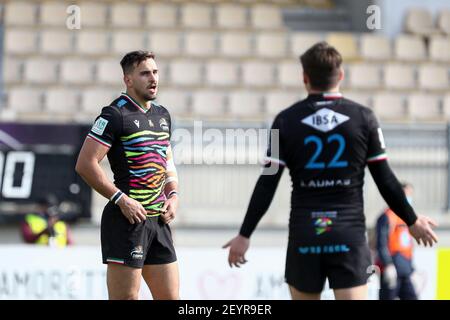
142, 261, 180, 300
289, 285, 321, 300
333, 284, 368, 300
107, 263, 142, 300
289, 284, 368, 300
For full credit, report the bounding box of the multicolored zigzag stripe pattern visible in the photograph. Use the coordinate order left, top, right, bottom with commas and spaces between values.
120, 129, 169, 211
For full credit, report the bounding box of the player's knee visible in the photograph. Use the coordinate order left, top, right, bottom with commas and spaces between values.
152, 289, 179, 300
109, 291, 139, 300
124, 293, 140, 300
153, 294, 179, 300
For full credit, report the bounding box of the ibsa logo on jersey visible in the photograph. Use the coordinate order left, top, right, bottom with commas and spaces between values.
301, 108, 349, 133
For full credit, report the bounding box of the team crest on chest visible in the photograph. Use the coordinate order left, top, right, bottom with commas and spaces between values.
159, 118, 169, 131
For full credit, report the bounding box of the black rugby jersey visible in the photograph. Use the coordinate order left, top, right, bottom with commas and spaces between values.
86, 93, 172, 213
268, 93, 386, 244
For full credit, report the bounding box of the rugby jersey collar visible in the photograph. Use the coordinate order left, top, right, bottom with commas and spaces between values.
307, 92, 343, 101
120, 92, 151, 113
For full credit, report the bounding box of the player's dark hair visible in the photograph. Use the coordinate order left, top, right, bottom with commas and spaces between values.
300, 42, 343, 91
120, 50, 155, 75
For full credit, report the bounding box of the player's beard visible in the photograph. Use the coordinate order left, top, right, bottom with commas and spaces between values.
136, 85, 157, 101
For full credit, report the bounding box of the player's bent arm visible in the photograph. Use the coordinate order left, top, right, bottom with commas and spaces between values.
160, 145, 179, 224
368, 160, 417, 226
75, 137, 119, 200
76, 138, 147, 224
162, 178, 178, 221
164, 181, 178, 198
239, 166, 285, 238
164, 144, 179, 197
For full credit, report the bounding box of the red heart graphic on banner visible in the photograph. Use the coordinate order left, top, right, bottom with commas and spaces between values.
198, 271, 241, 299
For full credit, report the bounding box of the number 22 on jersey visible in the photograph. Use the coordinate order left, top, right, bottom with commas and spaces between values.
304, 134, 348, 169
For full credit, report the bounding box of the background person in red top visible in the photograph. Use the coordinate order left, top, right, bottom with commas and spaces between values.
375, 182, 417, 300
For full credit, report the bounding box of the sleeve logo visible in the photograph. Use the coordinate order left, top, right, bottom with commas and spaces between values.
377, 128, 386, 149
91, 117, 109, 135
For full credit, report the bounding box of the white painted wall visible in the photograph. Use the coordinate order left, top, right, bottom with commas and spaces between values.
0, 246, 438, 300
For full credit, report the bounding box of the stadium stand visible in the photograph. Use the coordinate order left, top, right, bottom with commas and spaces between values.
438, 9, 450, 34
404, 8, 441, 36
1, 1, 448, 125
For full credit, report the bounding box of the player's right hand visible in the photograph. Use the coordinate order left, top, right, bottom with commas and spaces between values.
408, 215, 438, 247
117, 195, 147, 224
222, 235, 250, 268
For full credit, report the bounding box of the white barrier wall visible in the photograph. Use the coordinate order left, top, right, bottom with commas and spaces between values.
0, 245, 438, 300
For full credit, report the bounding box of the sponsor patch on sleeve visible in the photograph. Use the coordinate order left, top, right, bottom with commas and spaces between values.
377, 128, 386, 149
91, 117, 109, 136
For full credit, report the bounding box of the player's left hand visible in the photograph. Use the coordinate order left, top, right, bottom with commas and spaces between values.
160, 194, 178, 224
223, 235, 250, 268
408, 215, 438, 247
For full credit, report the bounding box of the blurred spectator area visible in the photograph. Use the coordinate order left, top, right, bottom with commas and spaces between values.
0, 0, 448, 124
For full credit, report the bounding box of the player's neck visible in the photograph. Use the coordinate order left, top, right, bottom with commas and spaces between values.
125, 90, 151, 110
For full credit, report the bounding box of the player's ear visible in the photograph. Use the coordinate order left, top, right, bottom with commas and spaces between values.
123, 73, 132, 87
338, 67, 345, 82
303, 72, 309, 85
